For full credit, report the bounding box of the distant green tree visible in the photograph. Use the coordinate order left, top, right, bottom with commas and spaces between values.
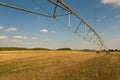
115, 49, 118, 52
0, 47, 51, 51
109, 49, 114, 52
0, 47, 27, 51
29, 48, 51, 51
57, 48, 72, 50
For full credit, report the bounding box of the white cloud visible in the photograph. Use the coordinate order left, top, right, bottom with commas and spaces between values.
101, 0, 120, 7
96, 16, 106, 22
51, 30, 55, 33
0, 25, 4, 30
0, 35, 7, 40
5, 27, 17, 32
97, 19, 101, 22
40, 29, 48, 33
13, 36, 27, 40
32, 37, 38, 40
115, 15, 120, 18
11, 39, 23, 42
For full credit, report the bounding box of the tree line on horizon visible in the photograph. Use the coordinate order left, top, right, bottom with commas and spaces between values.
0, 47, 72, 51
0, 47, 50, 51
0, 47, 120, 52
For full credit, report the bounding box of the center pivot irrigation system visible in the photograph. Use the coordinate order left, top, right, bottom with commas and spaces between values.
0, 0, 109, 53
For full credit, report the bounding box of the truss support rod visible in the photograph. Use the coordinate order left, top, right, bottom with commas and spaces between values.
49, 0, 108, 50
0, 2, 53, 18
48, 0, 70, 12
74, 22, 82, 33
53, 5, 57, 18
53, 0, 59, 18
68, 12, 70, 27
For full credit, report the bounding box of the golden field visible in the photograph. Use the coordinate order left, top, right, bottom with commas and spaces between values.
0, 51, 120, 80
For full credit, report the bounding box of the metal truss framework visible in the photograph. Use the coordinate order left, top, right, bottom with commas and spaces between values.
0, 0, 108, 51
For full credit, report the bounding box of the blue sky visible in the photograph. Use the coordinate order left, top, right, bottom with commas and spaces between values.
0, 0, 120, 49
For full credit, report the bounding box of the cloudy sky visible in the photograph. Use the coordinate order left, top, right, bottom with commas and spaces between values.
0, 0, 120, 49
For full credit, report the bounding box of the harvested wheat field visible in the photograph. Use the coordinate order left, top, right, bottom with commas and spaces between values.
0, 51, 120, 80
